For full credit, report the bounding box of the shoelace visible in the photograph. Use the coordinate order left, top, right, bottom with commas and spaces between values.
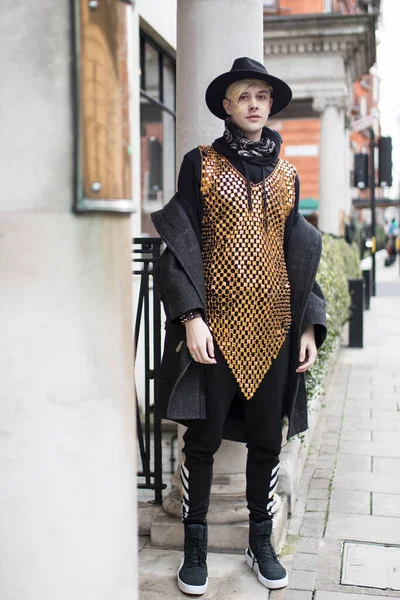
251, 535, 279, 570
186, 539, 207, 569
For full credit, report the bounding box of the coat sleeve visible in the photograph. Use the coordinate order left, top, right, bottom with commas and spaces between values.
302, 280, 327, 349
154, 246, 204, 324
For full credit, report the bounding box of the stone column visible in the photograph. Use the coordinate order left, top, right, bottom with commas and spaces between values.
343, 123, 352, 217
0, 3, 138, 599
151, 0, 287, 551
176, 0, 264, 164
313, 96, 347, 235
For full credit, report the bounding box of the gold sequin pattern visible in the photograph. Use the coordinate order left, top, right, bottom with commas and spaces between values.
199, 145, 296, 400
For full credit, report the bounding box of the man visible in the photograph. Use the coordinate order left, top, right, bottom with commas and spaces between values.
152, 57, 326, 595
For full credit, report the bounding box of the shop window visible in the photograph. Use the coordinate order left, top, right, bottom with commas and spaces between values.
140, 34, 176, 235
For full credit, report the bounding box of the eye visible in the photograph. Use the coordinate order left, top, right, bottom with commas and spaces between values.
239, 94, 249, 101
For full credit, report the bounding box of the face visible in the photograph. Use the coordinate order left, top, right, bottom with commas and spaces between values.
223, 83, 273, 141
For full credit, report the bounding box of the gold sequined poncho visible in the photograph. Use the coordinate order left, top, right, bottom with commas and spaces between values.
200, 145, 297, 400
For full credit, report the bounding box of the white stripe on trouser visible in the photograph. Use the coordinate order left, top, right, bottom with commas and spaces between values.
266, 463, 279, 516
180, 455, 190, 520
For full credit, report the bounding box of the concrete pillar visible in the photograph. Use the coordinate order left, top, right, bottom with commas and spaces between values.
176, 0, 264, 163
343, 125, 352, 217
0, 3, 138, 599
151, 0, 289, 551
313, 96, 347, 235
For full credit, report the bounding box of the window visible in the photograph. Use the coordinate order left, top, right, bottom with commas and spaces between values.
140, 33, 176, 235
263, 0, 279, 8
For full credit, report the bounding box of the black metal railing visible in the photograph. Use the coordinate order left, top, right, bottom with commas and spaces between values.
133, 237, 166, 504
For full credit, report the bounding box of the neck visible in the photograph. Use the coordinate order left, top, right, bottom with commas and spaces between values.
245, 130, 263, 142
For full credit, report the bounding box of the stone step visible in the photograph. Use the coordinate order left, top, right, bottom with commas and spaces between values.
139, 546, 280, 599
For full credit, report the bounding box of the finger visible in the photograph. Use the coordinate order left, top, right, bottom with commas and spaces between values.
299, 345, 306, 363
296, 359, 312, 373
187, 346, 199, 362
198, 346, 216, 364
206, 336, 215, 359
296, 351, 317, 373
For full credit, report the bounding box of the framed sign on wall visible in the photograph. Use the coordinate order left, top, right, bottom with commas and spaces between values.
72, 0, 135, 212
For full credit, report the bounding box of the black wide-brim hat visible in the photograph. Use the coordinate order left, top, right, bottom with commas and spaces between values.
205, 57, 292, 119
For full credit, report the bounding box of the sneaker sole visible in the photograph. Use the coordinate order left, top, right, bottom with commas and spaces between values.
177, 557, 208, 596
245, 549, 288, 590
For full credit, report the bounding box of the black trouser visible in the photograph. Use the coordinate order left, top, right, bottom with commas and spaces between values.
181, 335, 290, 524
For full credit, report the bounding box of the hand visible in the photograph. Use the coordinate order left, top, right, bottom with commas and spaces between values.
296, 325, 317, 373
185, 318, 217, 365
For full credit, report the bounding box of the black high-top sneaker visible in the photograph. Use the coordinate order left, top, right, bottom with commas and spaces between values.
177, 523, 208, 595
245, 519, 288, 590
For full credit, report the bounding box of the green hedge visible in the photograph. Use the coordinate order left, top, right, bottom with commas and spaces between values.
306, 236, 361, 402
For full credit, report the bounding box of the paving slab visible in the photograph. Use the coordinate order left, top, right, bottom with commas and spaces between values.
373, 456, 400, 473
288, 569, 316, 591
371, 409, 400, 420
329, 489, 371, 515
336, 454, 372, 473
285, 591, 313, 600
310, 478, 332, 489
308, 488, 330, 500
372, 430, 400, 445
315, 592, 400, 599
306, 498, 329, 512
293, 552, 319, 571
371, 391, 400, 401
343, 417, 400, 432
332, 472, 400, 494
339, 441, 400, 459
325, 513, 400, 544
296, 537, 323, 555
340, 428, 372, 442
345, 390, 372, 400
300, 521, 325, 538
314, 468, 335, 478
345, 399, 397, 410
342, 407, 371, 418
372, 492, 400, 518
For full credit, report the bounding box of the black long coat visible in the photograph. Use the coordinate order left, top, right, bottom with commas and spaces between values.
151, 195, 326, 441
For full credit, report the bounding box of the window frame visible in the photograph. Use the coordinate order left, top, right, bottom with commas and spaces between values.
139, 31, 176, 223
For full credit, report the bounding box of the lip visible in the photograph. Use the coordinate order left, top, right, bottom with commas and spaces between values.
246, 116, 261, 120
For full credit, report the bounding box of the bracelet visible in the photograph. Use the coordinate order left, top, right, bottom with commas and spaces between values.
179, 309, 203, 325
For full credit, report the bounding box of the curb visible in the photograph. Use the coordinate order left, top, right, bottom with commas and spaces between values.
277, 336, 341, 528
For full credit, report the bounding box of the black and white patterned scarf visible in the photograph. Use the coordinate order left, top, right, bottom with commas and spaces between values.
223, 117, 276, 158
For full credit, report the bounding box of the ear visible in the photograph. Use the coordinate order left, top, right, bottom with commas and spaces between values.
269, 97, 273, 110
223, 98, 231, 115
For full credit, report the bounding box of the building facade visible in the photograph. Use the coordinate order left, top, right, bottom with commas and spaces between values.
264, 0, 381, 231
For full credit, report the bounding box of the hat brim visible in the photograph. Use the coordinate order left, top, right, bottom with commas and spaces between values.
205, 70, 292, 119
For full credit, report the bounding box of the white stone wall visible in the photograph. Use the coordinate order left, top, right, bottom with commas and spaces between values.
0, 2, 138, 598
138, 0, 177, 51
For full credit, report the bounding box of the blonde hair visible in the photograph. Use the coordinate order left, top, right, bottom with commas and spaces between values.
225, 79, 273, 104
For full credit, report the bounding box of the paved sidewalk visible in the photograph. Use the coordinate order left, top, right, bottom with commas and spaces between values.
271, 252, 400, 600
139, 252, 400, 599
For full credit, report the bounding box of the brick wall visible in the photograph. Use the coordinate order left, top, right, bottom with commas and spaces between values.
279, 0, 324, 14
278, 0, 359, 13
270, 118, 320, 201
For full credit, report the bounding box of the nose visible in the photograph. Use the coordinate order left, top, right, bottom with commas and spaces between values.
249, 97, 258, 110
